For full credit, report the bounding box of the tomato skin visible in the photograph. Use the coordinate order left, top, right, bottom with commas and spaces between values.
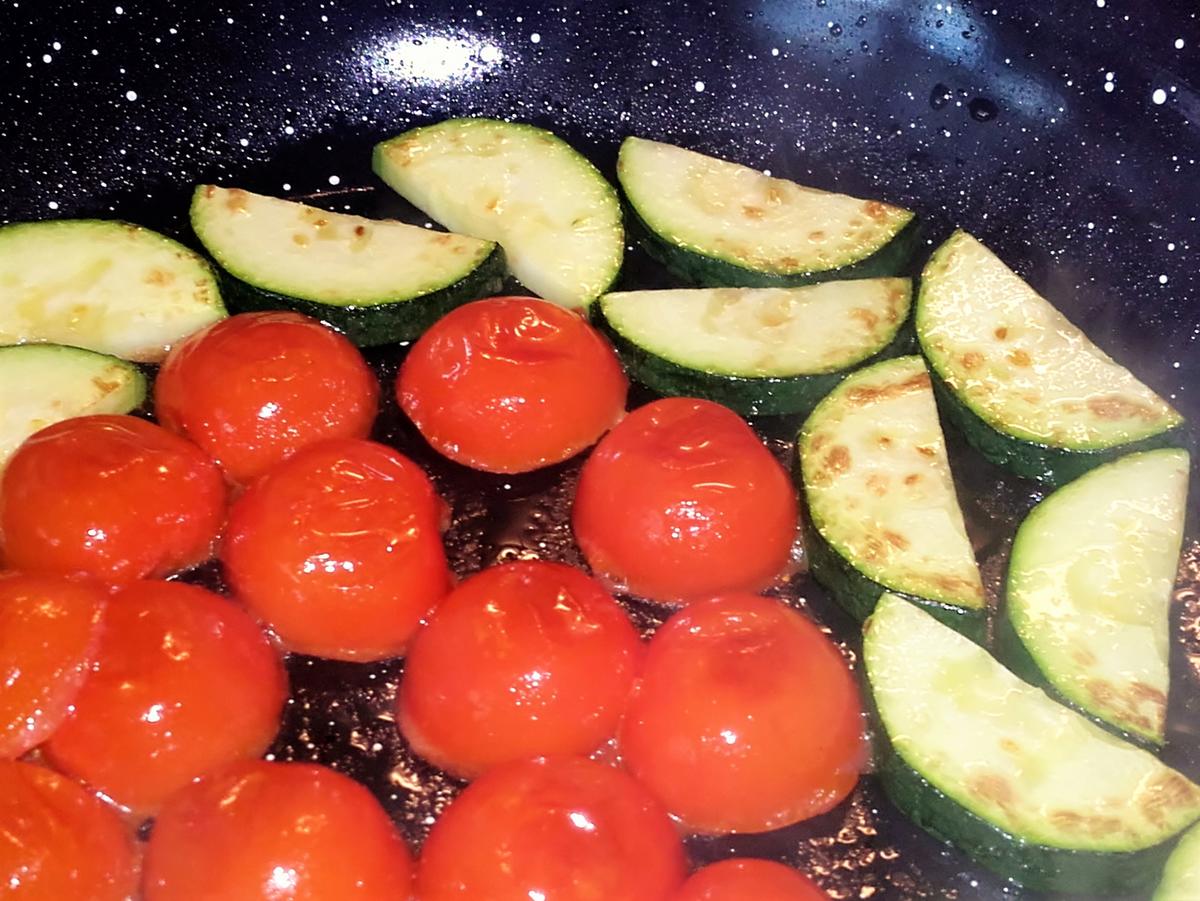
43, 580, 286, 816
0, 414, 227, 582
144, 760, 414, 900
572, 398, 797, 603
0, 761, 137, 900
672, 859, 829, 901
619, 595, 865, 834
155, 311, 379, 484
416, 756, 687, 901
221, 438, 452, 661
398, 561, 642, 779
397, 296, 628, 473
0, 573, 105, 759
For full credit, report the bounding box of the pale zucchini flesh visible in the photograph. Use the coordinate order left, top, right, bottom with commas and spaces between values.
1154, 820, 1200, 901
372, 118, 623, 309
0, 220, 225, 362
1006, 449, 1189, 744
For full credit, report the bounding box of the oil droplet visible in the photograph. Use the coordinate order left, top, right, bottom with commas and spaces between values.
968, 97, 998, 121
929, 83, 952, 110
829, 22, 843, 36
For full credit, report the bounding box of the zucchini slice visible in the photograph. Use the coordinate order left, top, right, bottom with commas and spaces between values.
798, 355, 985, 637
1154, 820, 1200, 900
191, 186, 505, 346
917, 231, 1184, 484
865, 593, 1200, 895
372, 118, 623, 309
617, 136, 918, 288
0, 219, 225, 362
1003, 448, 1189, 746
597, 279, 913, 416
0, 343, 146, 469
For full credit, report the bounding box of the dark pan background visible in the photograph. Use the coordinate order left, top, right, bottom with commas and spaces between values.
3, 1, 1200, 898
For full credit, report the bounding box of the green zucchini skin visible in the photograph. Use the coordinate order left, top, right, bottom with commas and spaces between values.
627, 204, 923, 289
927, 367, 1191, 485
214, 245, 507, 346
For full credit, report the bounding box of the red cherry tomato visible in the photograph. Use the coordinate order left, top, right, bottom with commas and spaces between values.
0, 573, 105, 759
0, 414, 226, 582
144, 760, 414, 900
221, 438, 452, 661
155, 311, 379, 484
397, 297, 628, 473
417, 756, 687, 901
398, 561, 642, 779
672, 859, 829, 901
0, 760, 137, 900
619, 594, 865, 834
572, 398, 797, 603
44, 580, 286, 815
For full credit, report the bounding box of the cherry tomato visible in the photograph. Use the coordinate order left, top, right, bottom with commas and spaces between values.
398, 561, 642, 779
155, 311, 379, 484
144, 760, 414, 900
397, 297, 628, 473
0, 760, 137, 900
572, 398, 797, 603
221, 438, 452, 661
619, 594, 865, 834
0, 414, 226, 582
672, 859, 829, 901
0, 573, 105, 759
44, 580, 286, 815
416, 756, 687, 901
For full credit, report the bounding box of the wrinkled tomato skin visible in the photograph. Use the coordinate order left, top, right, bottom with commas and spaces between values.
572, 397, 797, 603
619, 594, 866, 834
0, 414, 227, 582
221, 438, 452, 662
144, 760, 414, 900
43, 580, 287, 816
671, 858, 830, 901
0, 760, 137, 901
416, 756, 687, 901
0, 572, 106, 759
397, 296, 628, 473
398, 560, 643, 779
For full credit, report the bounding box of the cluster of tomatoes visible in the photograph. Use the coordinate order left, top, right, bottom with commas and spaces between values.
0, 297, 865, 900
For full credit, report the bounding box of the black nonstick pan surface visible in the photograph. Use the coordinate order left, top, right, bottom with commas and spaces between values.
3, 1, 1200, 898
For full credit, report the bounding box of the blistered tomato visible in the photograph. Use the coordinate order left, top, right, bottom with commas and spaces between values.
619, 594, 865, 834
144, 760, 414, 900
398, 561, 642, 779
0, 414, 226, 582
416, 756, 687, 901
672, 859, 829, 900
397, 296, 628, 473
44, 580, 286, 815
0, 761, 137, 900
154, 311, 379, 484
0, 573, 105, 759
572, 397, 797, 603
221, 438, 452, 661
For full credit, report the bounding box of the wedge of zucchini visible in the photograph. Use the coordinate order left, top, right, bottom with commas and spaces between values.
191, 186, 505, 345
798, 356, 985, 637
917, 231, 1184, 484
373, 118, 623, 309
596, 279, 913, 416
1002, 448, 1189, 746
617, 136, 918, 288
0, 343, 146, 469
1154, 820, 1200, 900
866, 592, 1200, 895
0, 219, 225, 362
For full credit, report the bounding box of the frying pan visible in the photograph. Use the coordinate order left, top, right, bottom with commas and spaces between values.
3, 0, 1200, 897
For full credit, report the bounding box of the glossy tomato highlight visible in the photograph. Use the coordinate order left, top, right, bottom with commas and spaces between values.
672, 859, 830, 900
573, 397, 797, 603
619, 594, 866, 834
155, 311, 379, 484
398, 560, 642, 778
0, 414, 226, 582
397, 296, 628, 473
221, 438, 452, 661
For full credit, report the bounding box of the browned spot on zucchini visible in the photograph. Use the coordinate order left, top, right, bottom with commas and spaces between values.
916, 445, 937, 459
203, 185, 216, 199
224, 189, 249, 213
808, 230, 826, 241
779, 256, 799, 269
931, 573, 981, 600
292, 234, 310, 246
966, 773, 1016, 814
388, 139, 418, 166
877, 435, 893, 449
1140, 772, 1200, 828
825, 445, 851, 475
960, 351, 984, 370
903, 473, 921, 486
809, 433, 829, 453
1048, 809, 1128, 839
994, 326, 1009, 340
143, 268, 174, 286
354, 225, 367, 237
850, 308, 879, 330
882, 529, 909, 550
999, 738, 1020, 754
432, 234, 453, 245
1087, 395, 1159, 422
1085, 678, 1157, 734
845, 372, 931, 406
1008, 349, 1032, 368
485, 198, 501, 213
313, 218, 329, 228
1071, 646, 1097, 667
866, 474, 888, 497
766, 184, 784, 204
742, 205, 764, 220
863, 201, 891, 220
91, 377, 122, 395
